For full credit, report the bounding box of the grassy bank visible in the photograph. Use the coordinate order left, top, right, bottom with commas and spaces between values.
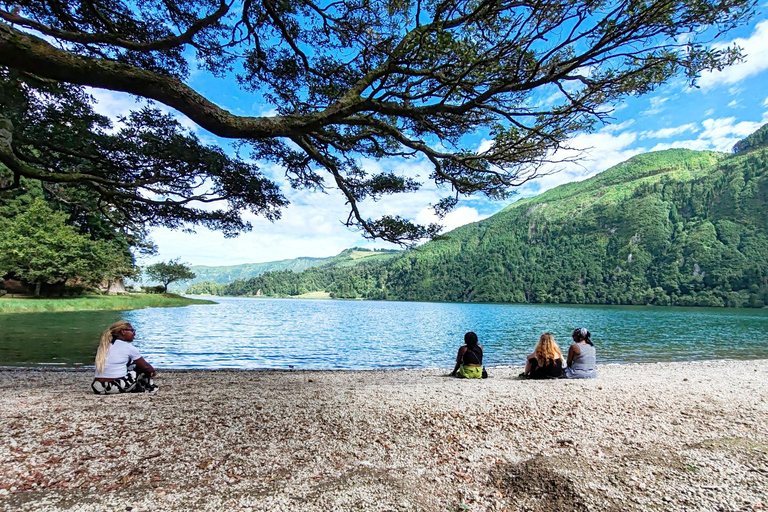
294, 291, 332, 299
0, 293, 215, 314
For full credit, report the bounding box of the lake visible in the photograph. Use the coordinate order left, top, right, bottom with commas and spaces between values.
1, 297, 767, 370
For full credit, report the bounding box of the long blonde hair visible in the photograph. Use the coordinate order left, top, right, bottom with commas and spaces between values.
534, 333, 562, 367
95, 321, 131, 373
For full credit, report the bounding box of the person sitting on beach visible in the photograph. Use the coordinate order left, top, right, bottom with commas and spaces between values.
565, 327, 597, 379
92, 321, 158, 394
521, 333, 564, 379
450, 332, 484, 378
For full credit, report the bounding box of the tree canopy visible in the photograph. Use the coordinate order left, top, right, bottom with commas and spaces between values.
0, 198, 137, 295
0, 0, 755, 242
145, 259, 196, 292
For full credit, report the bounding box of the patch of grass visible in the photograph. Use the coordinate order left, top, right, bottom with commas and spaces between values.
293, 291, 332, 299
0, 293, 215, 314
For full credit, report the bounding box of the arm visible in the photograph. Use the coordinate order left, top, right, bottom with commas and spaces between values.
450, 346, 467, 376
524, 354, 535, 375
566, 344, 580, 368
133, 357, 156, 377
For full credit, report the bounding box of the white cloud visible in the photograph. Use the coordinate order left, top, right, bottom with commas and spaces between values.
649, 116, 764, 152
145, 185, 389, 266
142, 108, 768, 266
517, 127, 644, 195
476, 138, 494, 154
640, 123, 699, 139
255, 106, 278, 117
704, 108, 715, 117
728, 100, 740, 108
641, 96, 670, 115
532, 90, 564, 108
415, 206, 484, 233
612, 102, 629, 112
763, 96, 768, 107
601, 119, 635, 133
144, 156, 472, 265
698, 20, 768, 88
89, 89, 199, 133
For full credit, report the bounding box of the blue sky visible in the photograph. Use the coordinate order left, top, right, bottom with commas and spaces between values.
89, 12, 768, 267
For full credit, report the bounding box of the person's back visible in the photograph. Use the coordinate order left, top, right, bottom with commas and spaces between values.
522, 333, 564, 379
450, 332, 484, 379
570, 343, 596, 372
92, 321, 158, 394
94, 339, 140, 379
527, 357, 564, 379
462, 344, 483, 366
565, 327, 598, 379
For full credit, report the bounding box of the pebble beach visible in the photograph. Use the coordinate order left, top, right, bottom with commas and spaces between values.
1, 360, 767, 511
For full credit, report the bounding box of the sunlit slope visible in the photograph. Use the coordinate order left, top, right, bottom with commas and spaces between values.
319, 248, 402, 268
383, 139, 767, 306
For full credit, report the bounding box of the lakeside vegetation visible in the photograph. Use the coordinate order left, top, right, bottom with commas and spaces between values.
190, 125, 768, 308
0, 293, 215, 314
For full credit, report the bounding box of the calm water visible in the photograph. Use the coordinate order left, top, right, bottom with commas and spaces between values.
1, 297, 767, 369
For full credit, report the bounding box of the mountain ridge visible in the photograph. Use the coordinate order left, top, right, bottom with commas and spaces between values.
182, 248, 400, 292
191, 125, 768, 307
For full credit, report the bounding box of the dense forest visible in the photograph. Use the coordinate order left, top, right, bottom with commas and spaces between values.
0, 177, 139, 296
194, 124, 768, 308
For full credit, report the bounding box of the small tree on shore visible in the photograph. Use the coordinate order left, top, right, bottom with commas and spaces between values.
145, 260, 196, 293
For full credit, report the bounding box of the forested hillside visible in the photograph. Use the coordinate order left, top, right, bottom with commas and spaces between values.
202, 125, 768, 307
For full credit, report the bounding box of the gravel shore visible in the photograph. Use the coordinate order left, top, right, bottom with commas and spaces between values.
1, 361, 767, 511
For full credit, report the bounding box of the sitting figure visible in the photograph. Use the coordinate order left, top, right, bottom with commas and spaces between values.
450, 331, 484, 379
565, 327, 598, 379
522, 333, 565, 379
91, 321, 158, 394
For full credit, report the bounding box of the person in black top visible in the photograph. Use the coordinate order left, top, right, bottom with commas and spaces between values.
450, 332, 484, 378
521, 333, 564, 379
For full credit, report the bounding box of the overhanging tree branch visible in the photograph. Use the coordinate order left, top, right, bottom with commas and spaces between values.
0, 0, 756, 242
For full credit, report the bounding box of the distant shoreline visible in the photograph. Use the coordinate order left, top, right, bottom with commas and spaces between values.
0, 358, 764, 372
188, 292, 768, 310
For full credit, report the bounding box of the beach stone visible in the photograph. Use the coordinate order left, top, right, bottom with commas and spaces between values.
0, 361, 767, 511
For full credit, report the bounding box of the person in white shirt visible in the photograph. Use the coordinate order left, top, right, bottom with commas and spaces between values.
91, 321, 157, 394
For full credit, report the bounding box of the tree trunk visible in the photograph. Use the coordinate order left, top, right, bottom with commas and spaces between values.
34, 281, 41, 297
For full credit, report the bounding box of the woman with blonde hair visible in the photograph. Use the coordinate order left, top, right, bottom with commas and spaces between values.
521, 333, 564, 379
91, 321, 157, 394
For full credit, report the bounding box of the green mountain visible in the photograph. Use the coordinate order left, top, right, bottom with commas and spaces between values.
172, 256, 332, 291
184, 248, 400, 293
207, 125, 768, 307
